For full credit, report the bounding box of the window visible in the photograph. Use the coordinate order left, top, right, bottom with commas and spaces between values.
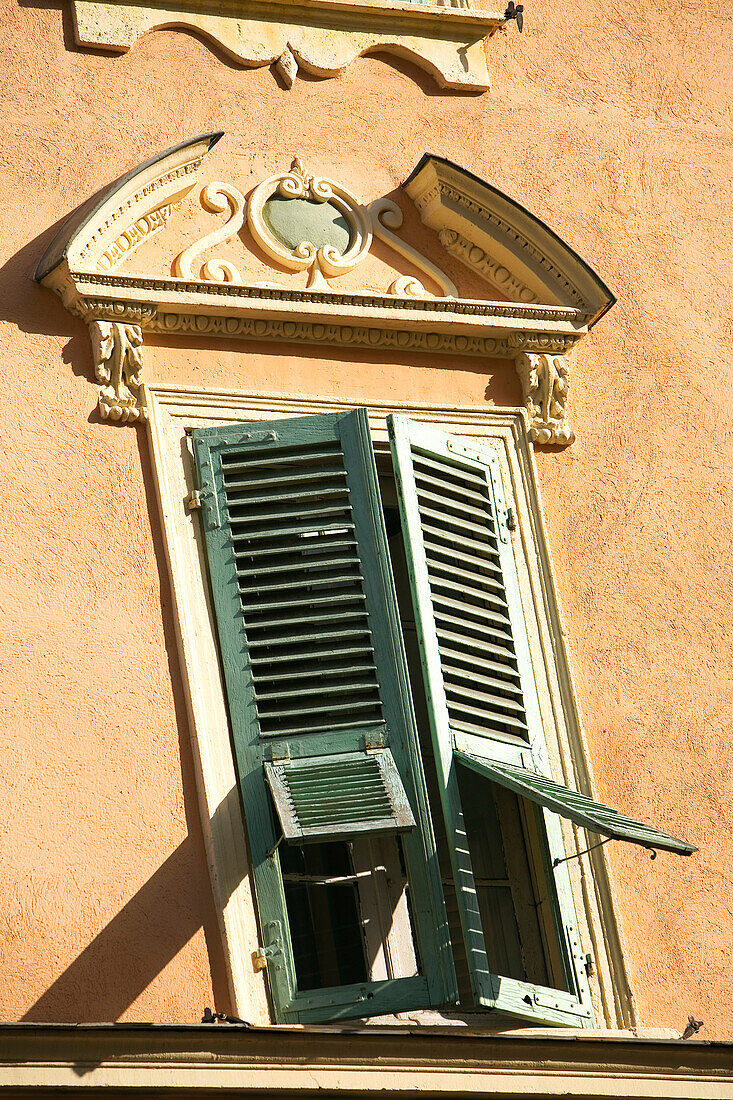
190, 407, 693, 1026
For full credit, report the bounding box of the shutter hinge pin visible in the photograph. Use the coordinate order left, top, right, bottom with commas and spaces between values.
186, 489, 203, 511
506, 507, 517, 531
252, 943, 281, 971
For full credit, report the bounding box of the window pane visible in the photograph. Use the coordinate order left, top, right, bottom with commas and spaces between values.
280, 841, 368, 991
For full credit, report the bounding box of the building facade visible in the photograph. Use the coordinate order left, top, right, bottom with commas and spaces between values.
1, 0, 732, 1092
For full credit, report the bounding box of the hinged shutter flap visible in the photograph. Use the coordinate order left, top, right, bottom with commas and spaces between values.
264, 749, 416, 842
455, 750, 696, 855
192, 408, 456, 1020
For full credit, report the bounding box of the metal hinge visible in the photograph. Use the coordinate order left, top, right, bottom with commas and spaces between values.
253, 921, 284, 972
270, 742, 291, 765
365, 728, 387, 752
186, 489, 203, 511
253, 944, 281, 971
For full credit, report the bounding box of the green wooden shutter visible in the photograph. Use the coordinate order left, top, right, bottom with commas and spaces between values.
455, 752, 696, 855
388, 414, 596, 1025
192, 409, 456, 1022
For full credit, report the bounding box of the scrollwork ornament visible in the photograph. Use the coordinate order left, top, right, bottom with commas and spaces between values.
516, 352, 575, 446
89, 320, 147, 423
247, 159, 373, 289
369, 198, 456, 298
173, 182, 246, 283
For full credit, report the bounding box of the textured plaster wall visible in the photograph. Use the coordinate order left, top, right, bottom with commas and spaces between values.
0, 0, 732, 1036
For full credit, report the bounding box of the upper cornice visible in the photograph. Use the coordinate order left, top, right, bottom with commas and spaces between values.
69, 0, 504, 90
35, 135, 613, 443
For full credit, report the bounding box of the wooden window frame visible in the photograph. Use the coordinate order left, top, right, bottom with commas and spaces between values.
144, 382, 638, 1029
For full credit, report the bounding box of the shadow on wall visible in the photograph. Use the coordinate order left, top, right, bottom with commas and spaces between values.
18, 431, 239, 1025
20, 787, 244, 1023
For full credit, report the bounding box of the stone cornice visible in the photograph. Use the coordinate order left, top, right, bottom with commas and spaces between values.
0, 1023, 728, 1097
70, 0, 504, 90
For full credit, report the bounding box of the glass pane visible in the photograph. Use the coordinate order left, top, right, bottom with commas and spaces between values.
280, 841, 368, 991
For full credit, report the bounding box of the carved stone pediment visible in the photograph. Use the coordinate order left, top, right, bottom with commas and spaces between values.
36, 134, 614, 443
69, 0, 505, 91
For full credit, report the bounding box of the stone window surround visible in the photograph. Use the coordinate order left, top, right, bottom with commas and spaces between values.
144, 382, 637, 1030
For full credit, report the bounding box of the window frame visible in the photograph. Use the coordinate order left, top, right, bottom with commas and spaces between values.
144, 382, 638, 1029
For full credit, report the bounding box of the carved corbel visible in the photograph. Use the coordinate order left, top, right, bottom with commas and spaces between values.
516, 352, 575, 446
88, 320, 147, 423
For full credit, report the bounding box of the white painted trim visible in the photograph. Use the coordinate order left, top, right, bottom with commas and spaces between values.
143, 382, 636, 1027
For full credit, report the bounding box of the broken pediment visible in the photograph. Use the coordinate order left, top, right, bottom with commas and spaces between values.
35, 133, 614, 442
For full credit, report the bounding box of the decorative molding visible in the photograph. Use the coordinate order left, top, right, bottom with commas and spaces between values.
516, 352, 575, 446
56, 273, 583, 359
370, 199, 457, 298
69, 0, 505, 91
404, 156, 616, 326
58, 272, 587, 328
173, 182, 246, 282
439, 228, 538, 304
36, 138, 615, 443
247, 158, 373, 289
89, 320, 148, 423
35, 132, 222, 285
166, 158, 456, 298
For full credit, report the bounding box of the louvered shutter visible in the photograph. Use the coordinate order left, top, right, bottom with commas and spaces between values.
192, 409, 456, 1022
388, 414, 598, 1024
455, 752, 696, 855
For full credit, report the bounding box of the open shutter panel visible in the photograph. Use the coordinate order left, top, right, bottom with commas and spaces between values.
264, 750, 416, 842
192, 409, 455, 1022
388, 415, 596, 1024
455, 750, 696, 855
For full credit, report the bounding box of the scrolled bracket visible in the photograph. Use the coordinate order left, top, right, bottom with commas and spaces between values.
516, 352, 575, 446
89, 320, 148, 424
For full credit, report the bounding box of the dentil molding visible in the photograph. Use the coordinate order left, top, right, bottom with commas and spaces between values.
68, 0, 505, 91
36, 136, 615, 443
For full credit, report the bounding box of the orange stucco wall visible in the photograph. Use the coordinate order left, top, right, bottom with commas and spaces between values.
1, 0, 731, 1037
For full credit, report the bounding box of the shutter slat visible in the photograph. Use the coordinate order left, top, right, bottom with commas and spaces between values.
433, 608, 515, 645
416, 485, 496, 529
431, 590, 512, 629
232, 521, 356, 541
238, 558, 358, 580
422, 524, 502, 567
220, 445, 342, 471
223, 467, 347, 490
413, 469, 490, 508
418, 502, 499, 545
237, 538, 358, 561
249, 645, 375, 667
437, 627, 520, 668
228, 485, 350, 507
412, 452, 486, 489
438, 643, 522, 686
444, 680, 528, 716
428, 569, 509, 610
